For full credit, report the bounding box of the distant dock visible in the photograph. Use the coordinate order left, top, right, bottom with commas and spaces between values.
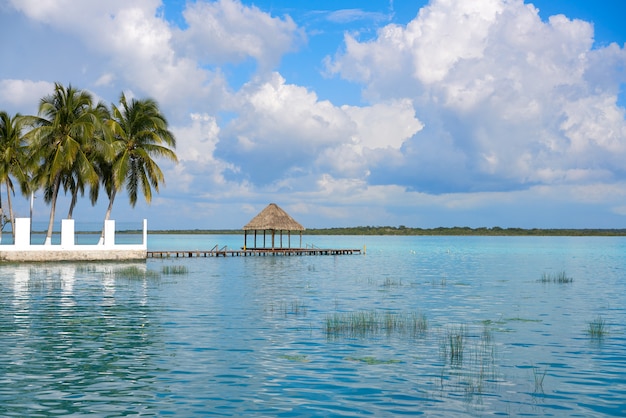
147, 247, 362, 258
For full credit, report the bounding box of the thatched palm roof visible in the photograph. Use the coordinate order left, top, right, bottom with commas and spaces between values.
243, 203, 305, 231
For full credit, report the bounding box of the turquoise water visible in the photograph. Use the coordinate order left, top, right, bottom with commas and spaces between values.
1, 234, 625, 416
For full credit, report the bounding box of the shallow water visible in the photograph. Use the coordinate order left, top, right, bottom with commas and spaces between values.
0, 235, 624, 416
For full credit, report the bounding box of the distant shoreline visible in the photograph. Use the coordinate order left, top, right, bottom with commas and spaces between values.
146, 226, 626, 236
27, 226, 626, 236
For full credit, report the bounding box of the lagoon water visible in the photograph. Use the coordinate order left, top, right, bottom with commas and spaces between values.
0, 234, 625, 416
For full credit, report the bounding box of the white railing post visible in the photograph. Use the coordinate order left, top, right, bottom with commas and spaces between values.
61, 219, 75, 247
14, 218, 31, 248
104, 220, 115, 247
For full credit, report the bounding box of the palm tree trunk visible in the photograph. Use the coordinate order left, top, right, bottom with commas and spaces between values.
98, 188, 116, 245
68, 187, 78, 220
44, 174, 61, 245
6, 179, 15, 240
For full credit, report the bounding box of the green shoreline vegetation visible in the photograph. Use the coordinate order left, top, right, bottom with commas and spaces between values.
144, 226, 626, 236
29, 225, 626, 236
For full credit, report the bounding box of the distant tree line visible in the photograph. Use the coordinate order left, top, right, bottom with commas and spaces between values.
302, 226, 626, 236
0, 83, 178, 244
147, 226, 626, 236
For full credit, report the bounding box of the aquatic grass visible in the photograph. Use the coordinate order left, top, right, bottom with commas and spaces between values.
161, 265, 189, 275
75, 264, 98, 274
278, 354, 309, 362
381, 277, 403, 287
324, 310, 427, 338
438, 324, 499, 398
431, 277, 447, 287
505, 317, 542, 323
587, 316, 607, 338
345, 356, 402, 365
444, 325, 466, 365
481, 324, 494, 343
532, 365, 547, 393
540, 271, 573, 283
114, 265, 160, 280
266, 299, 308, 317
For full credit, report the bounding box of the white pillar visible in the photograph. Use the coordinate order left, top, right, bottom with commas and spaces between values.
14, 218, 31, 248
104, 220, 115, 247
61, 219, 75, 247
142, 219, 148, 248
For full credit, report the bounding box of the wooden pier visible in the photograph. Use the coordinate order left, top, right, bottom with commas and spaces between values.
147, 247, 361, 258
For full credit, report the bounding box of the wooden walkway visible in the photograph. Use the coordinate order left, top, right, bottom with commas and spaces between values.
147, 247, 361, 258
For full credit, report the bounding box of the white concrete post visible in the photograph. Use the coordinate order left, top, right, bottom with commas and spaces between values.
61, 219, 75, 247
14, 218, 30, 248
104, 220, 115, 247
143, 219, 148, 248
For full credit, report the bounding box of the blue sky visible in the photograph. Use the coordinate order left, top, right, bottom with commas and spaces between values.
1, 0, 626, 230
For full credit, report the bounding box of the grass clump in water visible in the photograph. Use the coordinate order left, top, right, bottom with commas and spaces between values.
540, 271, 573, 283
438, 324, 500, 398
278, 354, 308, 362
345, 356, 401, 365
441, 325, 466, 365
267, 299, 308, 317
532, 365, 548, 393
381, 277, 403, 287
587, 316, 607, 338
114, 265, 160, 280
324, 310, 427, 338
162, 265, 189, 275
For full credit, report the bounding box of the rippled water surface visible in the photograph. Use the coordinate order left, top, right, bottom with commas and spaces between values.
1, 235, 625, 416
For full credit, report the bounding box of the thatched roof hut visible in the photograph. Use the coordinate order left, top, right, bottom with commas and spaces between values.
243, 203, 305, 249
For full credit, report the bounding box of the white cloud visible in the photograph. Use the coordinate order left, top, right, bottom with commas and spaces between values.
0, 79, 54, 112
343, 99, 423, 150
168, 113, 242, 194
215, 73, 422, 184
327, 0, 626, 194
326, 9, 390, 24
174, 113, 221, 163
176, 0, 304, 71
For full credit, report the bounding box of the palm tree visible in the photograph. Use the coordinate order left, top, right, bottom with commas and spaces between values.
27, 83, 103, 245
64, 102, 111, 220
98, 93, 177, 244
0, 111, 31, 241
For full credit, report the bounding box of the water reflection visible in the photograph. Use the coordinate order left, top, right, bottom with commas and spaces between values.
0, 262, 165, 416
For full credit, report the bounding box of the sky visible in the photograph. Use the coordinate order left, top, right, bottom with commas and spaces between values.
1, 0, 626, 230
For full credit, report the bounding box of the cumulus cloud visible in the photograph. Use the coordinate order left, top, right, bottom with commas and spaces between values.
0, 79, 54, 113
176, 0, 304, 71
327, 0, 626, 194
215, 73, 422, 185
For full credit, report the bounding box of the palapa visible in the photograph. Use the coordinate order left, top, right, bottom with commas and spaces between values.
243, 203, 305, 249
